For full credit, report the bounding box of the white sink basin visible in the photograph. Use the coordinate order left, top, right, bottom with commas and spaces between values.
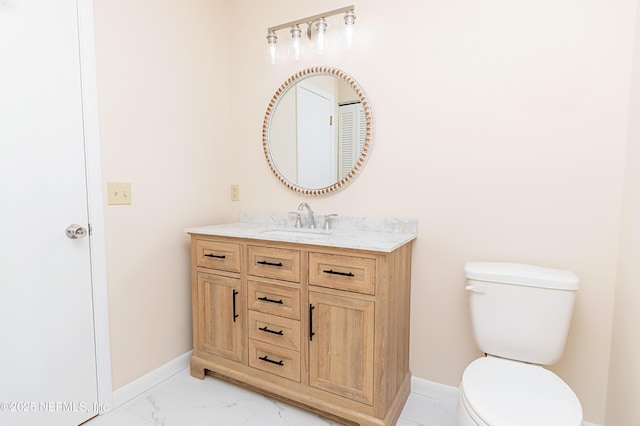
259, 229, 331, 240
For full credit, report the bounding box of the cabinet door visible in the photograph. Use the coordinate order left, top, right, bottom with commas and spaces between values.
308, 291, 374, 405
197, 272, 244, 363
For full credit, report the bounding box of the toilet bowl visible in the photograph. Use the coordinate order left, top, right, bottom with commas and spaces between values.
459, 262, 584, 426
457, 357, 583, 426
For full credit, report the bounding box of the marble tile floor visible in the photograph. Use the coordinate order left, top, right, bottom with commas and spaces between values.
85, 368, 458, 426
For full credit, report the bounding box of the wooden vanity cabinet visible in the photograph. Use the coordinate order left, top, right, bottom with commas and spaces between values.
190, 234, 413, 426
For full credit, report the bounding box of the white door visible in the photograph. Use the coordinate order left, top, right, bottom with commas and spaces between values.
0, 1, 99, 425
296, 84, 334, 188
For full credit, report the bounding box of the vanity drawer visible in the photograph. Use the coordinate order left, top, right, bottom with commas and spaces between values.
247, 280, 300, 320
247, 245, 300, 283
195, 239, 241, 273
248, 311, 300, 351
249, 340, 300, 382
308, 252, 376, 295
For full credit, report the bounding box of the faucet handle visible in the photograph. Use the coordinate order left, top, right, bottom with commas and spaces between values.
289, 211, 303, 228
323, 214, 338, 231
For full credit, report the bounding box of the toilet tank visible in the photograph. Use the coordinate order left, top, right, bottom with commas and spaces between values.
464, 262, 579, 365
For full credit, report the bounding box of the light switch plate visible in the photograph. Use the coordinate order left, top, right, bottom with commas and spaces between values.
108, 182, 132, 205
230, 184, 240, 202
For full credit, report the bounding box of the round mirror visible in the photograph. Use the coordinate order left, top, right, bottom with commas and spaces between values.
263, 66, 373, 196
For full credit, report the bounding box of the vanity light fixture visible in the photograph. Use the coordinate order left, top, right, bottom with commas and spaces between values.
266, 5, 356, 64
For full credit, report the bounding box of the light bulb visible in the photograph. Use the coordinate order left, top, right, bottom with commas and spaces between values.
288, 24, 305, 60
266, 30, 278, 65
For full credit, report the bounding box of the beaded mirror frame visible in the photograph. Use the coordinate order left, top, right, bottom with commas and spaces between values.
262, 66, 374, 196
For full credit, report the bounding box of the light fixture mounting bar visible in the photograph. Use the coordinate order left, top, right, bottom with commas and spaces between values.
267, 5, 355, 33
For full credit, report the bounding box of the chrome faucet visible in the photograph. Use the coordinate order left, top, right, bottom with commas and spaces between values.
297, 202, 316, 229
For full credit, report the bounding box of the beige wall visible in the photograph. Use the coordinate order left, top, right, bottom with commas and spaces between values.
92, 0, 640, 424
228, 1, 635, 424
93, 0, 234, 389
606, 2, 640, 424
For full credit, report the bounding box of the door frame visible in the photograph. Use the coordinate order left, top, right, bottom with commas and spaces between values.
77, 0, 113, 411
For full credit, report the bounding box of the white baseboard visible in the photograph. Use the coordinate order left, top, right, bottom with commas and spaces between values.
111, 350, 193, 409
411, 375, 459, 405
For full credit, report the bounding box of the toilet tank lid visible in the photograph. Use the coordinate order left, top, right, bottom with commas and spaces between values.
464, 262, 579, 290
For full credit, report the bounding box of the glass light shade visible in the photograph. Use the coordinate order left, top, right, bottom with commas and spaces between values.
288, 24, 305, 60
266, 31, 278, 65
341, 10, 356, 49
312, 18, 328, 55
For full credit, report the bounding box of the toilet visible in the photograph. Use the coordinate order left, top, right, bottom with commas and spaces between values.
458, 262, 584, 426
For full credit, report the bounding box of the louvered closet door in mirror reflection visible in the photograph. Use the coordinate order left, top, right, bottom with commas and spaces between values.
338, 102, 366, 180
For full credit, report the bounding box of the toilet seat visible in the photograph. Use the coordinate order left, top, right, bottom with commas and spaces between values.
460, 357, 583, 426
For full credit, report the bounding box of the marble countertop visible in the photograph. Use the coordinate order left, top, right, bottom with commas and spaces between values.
186, 211, 417, 253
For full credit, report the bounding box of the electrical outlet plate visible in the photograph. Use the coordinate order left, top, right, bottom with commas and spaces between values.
108, 182, 131, 205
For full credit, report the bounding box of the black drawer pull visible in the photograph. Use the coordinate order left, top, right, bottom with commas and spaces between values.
323, 269, 355, 277
232, 289, 239, 323
258, 326, 284, 336
259, 355, 284, 366
257, 296, 284, 304
309, 304, 315, 341
204, 253, 226, 259
257, 260, 283, 267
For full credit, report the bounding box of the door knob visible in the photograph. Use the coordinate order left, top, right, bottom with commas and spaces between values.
66, 224, 88, 239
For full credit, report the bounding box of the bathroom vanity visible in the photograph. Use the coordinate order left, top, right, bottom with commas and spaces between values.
187, 213, 416, 426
